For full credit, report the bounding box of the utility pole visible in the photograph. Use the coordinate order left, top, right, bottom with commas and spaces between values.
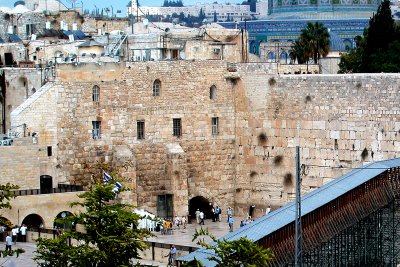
295, 145, 303, 267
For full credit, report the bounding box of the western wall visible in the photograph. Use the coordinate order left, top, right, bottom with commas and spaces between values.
6, 60, 400, 218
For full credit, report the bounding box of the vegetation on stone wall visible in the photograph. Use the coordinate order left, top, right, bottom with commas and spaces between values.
338, 0, 400, 73
34, 169, 152, 267
290, 22, 330, 65
182, 228, 274, 267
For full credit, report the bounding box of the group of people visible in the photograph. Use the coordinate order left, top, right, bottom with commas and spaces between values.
194, 206, 235, 232
2, 224, 28, 251
240, 216, 254, 227
159, 215, 187, 235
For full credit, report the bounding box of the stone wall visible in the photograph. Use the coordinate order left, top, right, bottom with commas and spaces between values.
7, 61, 400, 218
4, 68, 44, 132
0, 142, 42, 189
234, 72, 400, 216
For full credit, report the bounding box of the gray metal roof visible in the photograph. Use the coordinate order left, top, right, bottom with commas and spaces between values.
179, 158, 400, 266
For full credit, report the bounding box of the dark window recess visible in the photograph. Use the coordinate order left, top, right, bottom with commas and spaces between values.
173, 118, 181, 137
47, 146, 52, 156
40, 175, 52, 194
137, 120, 145, 140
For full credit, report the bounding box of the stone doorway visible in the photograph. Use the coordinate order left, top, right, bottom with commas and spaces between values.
22, 214, 44, 230
189, 196, 212, 222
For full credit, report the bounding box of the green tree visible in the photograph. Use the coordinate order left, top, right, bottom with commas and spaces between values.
301, 22, 330, 64
182, 228, 274, 267
34, 169, 152, 267
339, 0, 400, 73
0, 183, 25, 257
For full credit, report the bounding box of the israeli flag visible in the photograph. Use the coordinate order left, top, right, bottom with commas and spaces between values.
103, 171, 112, 184
112, 182, 122, 193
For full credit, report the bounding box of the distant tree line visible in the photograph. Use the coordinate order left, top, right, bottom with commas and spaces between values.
163, 0, 184, 7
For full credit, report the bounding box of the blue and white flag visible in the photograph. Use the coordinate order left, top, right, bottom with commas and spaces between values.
103, 170, 112, 184
112, 182, 122, 193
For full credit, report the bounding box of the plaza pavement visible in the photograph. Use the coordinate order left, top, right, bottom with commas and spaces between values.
0, 217, 243, 267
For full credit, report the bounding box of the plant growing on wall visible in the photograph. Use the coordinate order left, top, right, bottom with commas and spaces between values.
34, 168, 152, 267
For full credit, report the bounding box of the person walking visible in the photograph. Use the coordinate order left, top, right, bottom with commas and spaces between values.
165, 245, 177, 266
11, 226, 18, 244
181, 216, 187, 229
5, 233, 12, 251
228, 215, 234, 232
199, 211, 205, 225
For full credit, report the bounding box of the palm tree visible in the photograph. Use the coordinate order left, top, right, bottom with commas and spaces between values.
291, 22, 330, 66
300, 22, 330, 64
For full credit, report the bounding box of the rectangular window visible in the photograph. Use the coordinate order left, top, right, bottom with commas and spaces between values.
212, 117, 219, 135
47, 146, 52, 156
173, 118, 181, 137
92, 121, 101, 139
137, 120, 145, 140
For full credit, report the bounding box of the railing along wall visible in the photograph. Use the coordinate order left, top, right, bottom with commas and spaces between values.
258, 167, 400, 266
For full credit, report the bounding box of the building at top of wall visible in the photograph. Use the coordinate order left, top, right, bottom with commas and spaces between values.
219, 0, 381, 58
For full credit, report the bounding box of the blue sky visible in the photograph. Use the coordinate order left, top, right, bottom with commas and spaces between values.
1, 0, 244, 16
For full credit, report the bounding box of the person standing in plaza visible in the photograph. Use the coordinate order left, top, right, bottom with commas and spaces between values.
199, 211, 205, 225
11, 226, 18, 244
5, 233, 12, 251
20, 224, 27, 242
227, 207, 232, 222
181, 215, 187, 229
195, 209, 201, 224
228, 215, 234, 232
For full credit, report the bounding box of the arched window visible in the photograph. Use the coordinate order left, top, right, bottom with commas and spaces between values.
92, 85, 100, 102
210, 85, 217, 100
153, 79, 161, 96
280, 51, 289, 64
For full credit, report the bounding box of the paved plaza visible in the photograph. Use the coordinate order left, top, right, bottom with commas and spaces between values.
0, 217, 243, 267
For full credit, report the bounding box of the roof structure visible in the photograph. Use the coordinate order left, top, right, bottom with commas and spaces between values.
179, 158, 400, 266
77, 40, 105, 47
8, 34, 22, 43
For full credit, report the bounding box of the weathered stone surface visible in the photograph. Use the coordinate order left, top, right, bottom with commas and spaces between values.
2, 62, 400, 218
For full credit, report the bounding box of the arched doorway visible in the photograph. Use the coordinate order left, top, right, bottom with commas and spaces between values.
21, 214, 44, 230
189, 196, 213, 222
54, 211, 74, 230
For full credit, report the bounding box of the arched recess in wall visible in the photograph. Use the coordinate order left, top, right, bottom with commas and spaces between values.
153, 79, 161, 96
280, 51, 289, 64
17, 76, 28, 99
22, 214, 44, 230
267, 51, 275, 63
343, 39, 352, 51
54, 211, 75, 230
189, 196, 213, 222
209, 85, 217, 100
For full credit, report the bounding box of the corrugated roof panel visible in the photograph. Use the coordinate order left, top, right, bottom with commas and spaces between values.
73, 30, 86, 40
8, 34, 22, 43
179, 158, 400, 265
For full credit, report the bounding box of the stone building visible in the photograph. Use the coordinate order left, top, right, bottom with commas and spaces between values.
1, 60, 399, 226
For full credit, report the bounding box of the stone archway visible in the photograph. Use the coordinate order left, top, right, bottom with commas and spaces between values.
54, 211, 74, 230
189, 196, 213, 222
22, 213, 44, 230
